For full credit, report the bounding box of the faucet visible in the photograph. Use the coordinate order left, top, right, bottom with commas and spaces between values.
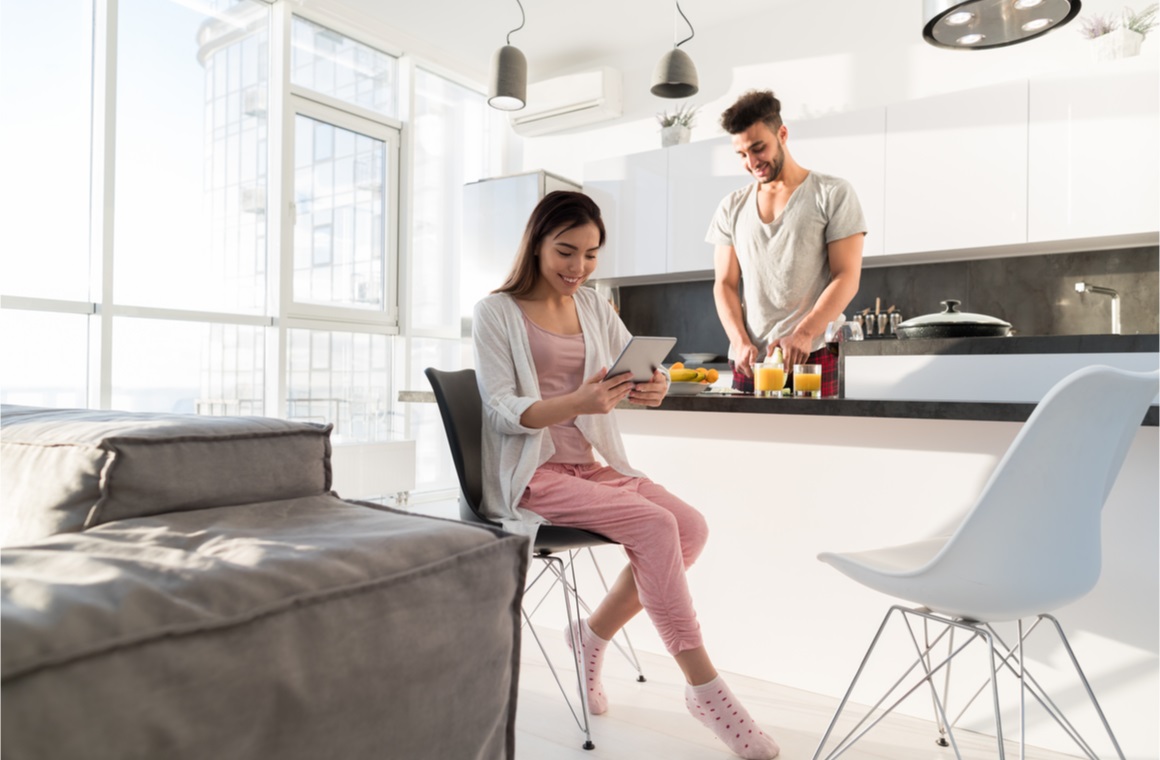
1074, 282, 1121, 335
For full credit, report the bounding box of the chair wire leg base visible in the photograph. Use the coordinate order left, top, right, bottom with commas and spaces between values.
813, 606, 1128, 760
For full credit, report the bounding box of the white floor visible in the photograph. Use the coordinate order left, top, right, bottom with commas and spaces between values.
404, 499, 1082, 759
514, 624, 1082, 760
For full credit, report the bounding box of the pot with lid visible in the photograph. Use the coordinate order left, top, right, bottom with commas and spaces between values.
895, 299, 1011, 339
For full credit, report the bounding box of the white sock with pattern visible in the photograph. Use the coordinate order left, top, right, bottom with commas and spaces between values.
685, 675, 780, 760
564, 618, 609, 715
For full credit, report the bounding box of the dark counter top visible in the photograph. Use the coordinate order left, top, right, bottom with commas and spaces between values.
842, 333, 1158, 357
639, 393, 1159, 427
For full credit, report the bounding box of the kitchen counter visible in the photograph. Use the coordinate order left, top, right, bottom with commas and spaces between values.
840, 332, 1158, 357
643, 393, 1160, 426
630, 334, 1160, 424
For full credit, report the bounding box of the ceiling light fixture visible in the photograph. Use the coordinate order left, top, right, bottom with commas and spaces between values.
488, 0, 527, 111
651, 0, 699, 98
922, 0, 1081, 50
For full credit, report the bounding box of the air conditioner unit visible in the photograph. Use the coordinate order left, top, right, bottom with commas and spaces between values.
510, 67, 623, 137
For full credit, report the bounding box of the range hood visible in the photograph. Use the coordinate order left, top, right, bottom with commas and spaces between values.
923, 0, 1082, 50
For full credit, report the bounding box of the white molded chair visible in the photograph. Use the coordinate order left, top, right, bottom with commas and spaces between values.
813, 365, 1159, 760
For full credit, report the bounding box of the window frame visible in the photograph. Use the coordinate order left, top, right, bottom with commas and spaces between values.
282, 93, 402, 329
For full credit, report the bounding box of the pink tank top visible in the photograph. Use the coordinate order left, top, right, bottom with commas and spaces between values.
522, 312, 596, 464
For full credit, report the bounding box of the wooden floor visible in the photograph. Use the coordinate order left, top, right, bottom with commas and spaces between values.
514, 625, 1083, 760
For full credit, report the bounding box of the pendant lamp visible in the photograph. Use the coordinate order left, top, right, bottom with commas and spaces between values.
489, 0, 527, 110
922, 0, 1081, 50
651, 0, 698, 98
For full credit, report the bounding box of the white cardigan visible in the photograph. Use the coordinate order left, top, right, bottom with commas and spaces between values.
472, 288, 666, 531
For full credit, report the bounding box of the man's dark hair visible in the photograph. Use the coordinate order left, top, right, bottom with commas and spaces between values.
720, 90, 783, 135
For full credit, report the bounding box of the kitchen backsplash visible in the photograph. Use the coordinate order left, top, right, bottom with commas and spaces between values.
614, 246, 1159, 361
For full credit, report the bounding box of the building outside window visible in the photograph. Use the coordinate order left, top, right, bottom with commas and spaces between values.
0, 0, 499, 498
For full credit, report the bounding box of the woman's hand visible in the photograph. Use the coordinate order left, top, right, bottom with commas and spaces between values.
573, 368, 635, 415
627, 369, 667, 407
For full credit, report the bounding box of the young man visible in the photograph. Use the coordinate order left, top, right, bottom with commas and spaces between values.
707, 90, 866, 396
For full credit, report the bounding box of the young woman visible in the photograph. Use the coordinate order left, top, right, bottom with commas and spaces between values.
472, 190, 779, 760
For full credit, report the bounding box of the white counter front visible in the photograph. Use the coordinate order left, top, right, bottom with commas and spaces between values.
558, 409, 1158, 758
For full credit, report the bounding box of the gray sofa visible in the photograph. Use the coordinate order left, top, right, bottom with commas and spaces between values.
1, 404, 528, 760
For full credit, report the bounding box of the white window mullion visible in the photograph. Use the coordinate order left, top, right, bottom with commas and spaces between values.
270, 0, 293, 420
396, 57, 417, 442
92, 0, 118, 410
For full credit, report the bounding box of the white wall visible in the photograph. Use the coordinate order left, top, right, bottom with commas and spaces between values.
519, 0, 1160, 182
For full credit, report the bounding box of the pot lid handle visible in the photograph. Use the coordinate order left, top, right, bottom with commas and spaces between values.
940, 299, 961, 313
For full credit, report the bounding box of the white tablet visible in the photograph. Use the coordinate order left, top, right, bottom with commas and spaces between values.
607, 336, 678, 383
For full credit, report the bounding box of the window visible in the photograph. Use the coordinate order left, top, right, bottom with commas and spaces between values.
115, 0, 270, 314
0, 309, 91, 408
0, 2, 495, 500
286, 327, 393, 442
290, 105, 398, 320
291, 16, 398, 119
0, 0, 94, 302
111, 318, 266, 415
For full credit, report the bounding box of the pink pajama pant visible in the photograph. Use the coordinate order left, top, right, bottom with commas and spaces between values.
519, 462, 709, 655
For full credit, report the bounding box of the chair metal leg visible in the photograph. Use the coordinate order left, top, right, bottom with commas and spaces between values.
947, 618, 1116, 760
814, 607, 994, 760
526, 555, 595, 750
983, 626, 1007, 760
583, 547, 646, 682
1043, 614, 1127, 760
922, 616, 955, 747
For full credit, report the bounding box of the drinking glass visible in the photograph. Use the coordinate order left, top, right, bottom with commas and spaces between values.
753, 361, 786, 397
793, 364, 822, 398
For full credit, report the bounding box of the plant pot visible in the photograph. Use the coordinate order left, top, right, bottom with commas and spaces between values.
1090, 28, 1144, 62
661, 124, 691, 147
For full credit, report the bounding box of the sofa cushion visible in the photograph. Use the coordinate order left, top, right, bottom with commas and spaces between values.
1, 496, 528, 760
1, 405, 332, 546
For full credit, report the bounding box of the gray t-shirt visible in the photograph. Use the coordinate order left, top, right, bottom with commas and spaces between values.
705, 172, 867, 359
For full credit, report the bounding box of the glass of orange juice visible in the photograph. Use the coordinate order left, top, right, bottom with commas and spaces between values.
793, 364, 822, 398
754, 360, 786, 397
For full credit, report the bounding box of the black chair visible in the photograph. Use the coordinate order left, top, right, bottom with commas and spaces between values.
424, 367, 645, 750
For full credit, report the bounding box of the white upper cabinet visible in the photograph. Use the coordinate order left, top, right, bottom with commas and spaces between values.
1028, 69, 1159, 242
587, 150, 668, 279
884, 81, 1029, 255
791, 106, 886, 259
667, 137, 749, 274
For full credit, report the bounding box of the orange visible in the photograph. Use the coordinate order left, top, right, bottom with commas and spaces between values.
670, 361, 684, 370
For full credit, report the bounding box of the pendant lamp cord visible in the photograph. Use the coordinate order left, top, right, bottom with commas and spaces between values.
675, 0, 694, 48
506, 0, 526, 44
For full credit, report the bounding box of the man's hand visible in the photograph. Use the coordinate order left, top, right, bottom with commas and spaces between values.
770, 327, 814, 370
731, 342, 760, 377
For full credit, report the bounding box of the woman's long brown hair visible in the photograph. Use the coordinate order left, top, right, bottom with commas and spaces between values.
493, 191, 606, 297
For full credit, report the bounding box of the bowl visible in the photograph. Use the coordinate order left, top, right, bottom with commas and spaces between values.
667, 381, 710, 397
679, 353, 717, 364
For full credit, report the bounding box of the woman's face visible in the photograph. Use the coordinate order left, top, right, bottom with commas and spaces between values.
533, 221, 601, 297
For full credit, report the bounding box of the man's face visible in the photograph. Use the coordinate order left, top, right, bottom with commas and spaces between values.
731, 122, 786, 184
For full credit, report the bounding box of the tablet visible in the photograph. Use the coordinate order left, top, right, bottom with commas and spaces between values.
607, 336, 677, 383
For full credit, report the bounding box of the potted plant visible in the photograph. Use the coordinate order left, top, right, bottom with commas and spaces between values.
657, 103, 698, 147
1079, 3, 1157, 61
